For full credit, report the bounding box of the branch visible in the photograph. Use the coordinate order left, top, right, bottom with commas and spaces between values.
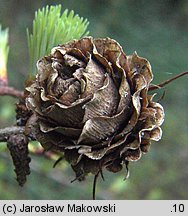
0, 126, 25, 142
149, 71, 188, 91
0, 86, 24, 99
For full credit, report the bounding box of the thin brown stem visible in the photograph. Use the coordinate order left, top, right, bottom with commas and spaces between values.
149, 71, 188, 91
93, 171, 100, 200
53, 156, 64, 168
0, 126, 25, 142
0, 86, 24, 99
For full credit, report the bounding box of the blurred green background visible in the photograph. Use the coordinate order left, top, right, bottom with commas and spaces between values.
0, 0, 187, 200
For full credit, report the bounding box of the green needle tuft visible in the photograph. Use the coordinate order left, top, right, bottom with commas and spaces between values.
0, 25, 9, 85
27, 5, 89, 74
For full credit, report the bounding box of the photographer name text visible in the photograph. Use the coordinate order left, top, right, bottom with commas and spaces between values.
3, 203, 116, 214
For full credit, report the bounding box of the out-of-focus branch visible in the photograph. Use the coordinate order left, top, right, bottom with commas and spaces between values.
30, 147, 57, 160
0, 126, 25, 142
0, 85, 24, 98
149, 71, 188, 91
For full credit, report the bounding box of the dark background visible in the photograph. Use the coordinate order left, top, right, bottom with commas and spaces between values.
0, 0, 187, 199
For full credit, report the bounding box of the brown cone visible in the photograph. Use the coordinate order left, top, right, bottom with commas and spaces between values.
25, 37, 164, 179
